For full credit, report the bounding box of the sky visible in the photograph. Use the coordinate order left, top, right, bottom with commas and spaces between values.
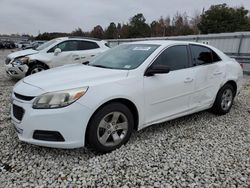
0, 0, 250, 35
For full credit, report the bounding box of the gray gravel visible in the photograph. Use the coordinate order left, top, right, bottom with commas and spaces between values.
0, 49, 250, 188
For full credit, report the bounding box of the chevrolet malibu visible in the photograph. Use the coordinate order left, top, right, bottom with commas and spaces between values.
11, 41, 243, 153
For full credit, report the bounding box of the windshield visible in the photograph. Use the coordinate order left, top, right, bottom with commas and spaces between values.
36, 39, 59, 51
89, 44, 159, 70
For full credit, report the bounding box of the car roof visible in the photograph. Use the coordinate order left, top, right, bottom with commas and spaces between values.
130, 40, 229, 60
57, 37, 103, 42
68, 36, 102, 41
129, 40, 209, 47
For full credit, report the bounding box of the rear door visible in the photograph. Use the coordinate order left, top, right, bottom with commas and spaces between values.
77, 41, 101, 63
144, 45, 195, 124
189, 44, 224, 109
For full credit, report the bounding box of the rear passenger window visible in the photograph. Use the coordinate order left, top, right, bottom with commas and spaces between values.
78, 41, 99, 50
153, 45, 189, 71
190, 45, 221, 65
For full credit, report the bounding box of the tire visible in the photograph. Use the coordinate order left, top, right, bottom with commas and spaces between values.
27, 64, 48, 76
86, 102, 134, 153
211, 84, 235, 115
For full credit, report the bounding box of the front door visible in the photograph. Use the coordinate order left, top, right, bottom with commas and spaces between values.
144, 45, 195, 125
50, 40, 81, 67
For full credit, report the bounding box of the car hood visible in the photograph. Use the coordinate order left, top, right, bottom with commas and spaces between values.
8, 49, 38, 59
23, 64, 129, 92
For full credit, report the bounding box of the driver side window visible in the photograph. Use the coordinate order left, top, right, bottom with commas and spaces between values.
153, 45, 189, 71
48, 41, 78, 53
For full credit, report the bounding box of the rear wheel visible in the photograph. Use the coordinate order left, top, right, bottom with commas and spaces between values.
86, 103, 134, 153
211, 84, 235, 115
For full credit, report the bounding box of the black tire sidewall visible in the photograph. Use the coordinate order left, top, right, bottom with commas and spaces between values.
212, 84, 235, 115
27, 64, 47, 76
87, 102, 134, 153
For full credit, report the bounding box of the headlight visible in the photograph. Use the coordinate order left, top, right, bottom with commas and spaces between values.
32, 87, 88, 109
12, 57, 29, 66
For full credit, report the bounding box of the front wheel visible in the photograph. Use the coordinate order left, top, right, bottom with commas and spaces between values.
27, 64, 48, 76
86, 103, 134, 153
211, 84, 235, 115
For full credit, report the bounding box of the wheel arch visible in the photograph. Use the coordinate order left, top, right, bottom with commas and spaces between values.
28, 60, 50, 69
26, 60, 50, 76
211, 79, 238, 115
224, 80, 237, 97
85, 98, 139, 145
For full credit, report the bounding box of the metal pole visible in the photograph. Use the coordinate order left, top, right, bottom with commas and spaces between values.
237, 34, 244, 56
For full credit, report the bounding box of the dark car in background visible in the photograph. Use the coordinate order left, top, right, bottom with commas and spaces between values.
0, 41, 4, 49
0, 41, 16, 49
4, 41, 16, 49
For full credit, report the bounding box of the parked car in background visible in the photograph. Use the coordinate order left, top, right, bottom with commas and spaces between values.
5, 37, 109, 79
11, 41, 243, 153
23, 41, 46, 50
16, 41, 31, 49
3, 41, 16, 49
0, 41, 4, 49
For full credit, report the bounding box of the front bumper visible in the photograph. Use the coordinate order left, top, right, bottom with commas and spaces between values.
5, 63, 29, 79
11, 95, 92, 149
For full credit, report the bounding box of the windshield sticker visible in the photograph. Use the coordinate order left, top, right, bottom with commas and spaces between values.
124, 65, 132, 69
133, 47, 151, 51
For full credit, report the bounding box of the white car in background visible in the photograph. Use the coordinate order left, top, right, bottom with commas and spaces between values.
5, 37, 109, 79
11, 41, 243, 153
23, 41, 46, 50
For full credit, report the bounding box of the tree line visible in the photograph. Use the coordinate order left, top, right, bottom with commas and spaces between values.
36, 4, 250, 40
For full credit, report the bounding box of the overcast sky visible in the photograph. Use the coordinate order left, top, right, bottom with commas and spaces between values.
0, 0, 250, 35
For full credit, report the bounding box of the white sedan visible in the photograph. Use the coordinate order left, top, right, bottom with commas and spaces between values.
11, 40, 243, 153
5, 37, 109, 79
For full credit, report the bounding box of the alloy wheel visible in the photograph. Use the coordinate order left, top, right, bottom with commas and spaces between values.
97, 112, 128, 147
221, 88, 233, 111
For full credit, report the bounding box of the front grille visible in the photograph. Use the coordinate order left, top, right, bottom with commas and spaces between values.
14, 93, 35, 101
13, 104, 25, 121
33, 130, 65, 142
5, 57, 11, 65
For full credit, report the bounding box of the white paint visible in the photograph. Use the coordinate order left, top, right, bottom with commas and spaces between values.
11, 40, 243, 149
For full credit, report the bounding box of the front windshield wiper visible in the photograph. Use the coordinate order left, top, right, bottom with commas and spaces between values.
89, 64, 112, 69
82, 62, 113, 69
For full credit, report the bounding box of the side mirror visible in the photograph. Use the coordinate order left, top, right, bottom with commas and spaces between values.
145, 64, 170, 77
54, 48, 61, 56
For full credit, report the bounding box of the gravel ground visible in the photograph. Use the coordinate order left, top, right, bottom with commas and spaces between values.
0, 49, 250, 188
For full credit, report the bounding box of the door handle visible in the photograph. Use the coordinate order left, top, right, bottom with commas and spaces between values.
184, 77, 194, 83
213, 71, 222, 76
